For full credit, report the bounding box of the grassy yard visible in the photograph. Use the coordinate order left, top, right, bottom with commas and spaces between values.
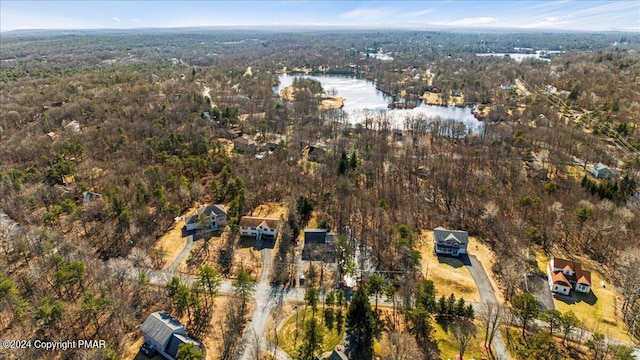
419, 231, 481, 303
534, 251, 632, 344
154, 205, 201, 269
563, 164, 588, 181
277, 306, 344, 358
501, 327, 593, 360
433, 321, 486, 360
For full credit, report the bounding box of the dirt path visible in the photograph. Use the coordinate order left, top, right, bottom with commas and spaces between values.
202, 86, 216, 110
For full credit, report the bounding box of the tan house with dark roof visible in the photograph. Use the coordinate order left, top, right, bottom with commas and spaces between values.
239, 216, 279, 240
233, 136, 257, 153
547, 257, 592, 296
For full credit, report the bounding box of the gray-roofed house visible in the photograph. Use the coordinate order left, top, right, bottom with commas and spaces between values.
433, 227, 469, 257
302, 229, 337, 262
184, 204, 227, 232
329, 349, 348, 360
82, 191, 102, 204
141, 311, 200, 360
590, 163, 619, 179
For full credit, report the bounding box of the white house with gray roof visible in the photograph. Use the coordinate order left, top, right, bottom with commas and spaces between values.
141, 311, 200, 360
433, 227, 469, 257
184, 204, 227, 232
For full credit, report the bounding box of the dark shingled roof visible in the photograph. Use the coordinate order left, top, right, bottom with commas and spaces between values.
329, 349, 348, 360
433, 226, 469, 246
185, 204, 226, 225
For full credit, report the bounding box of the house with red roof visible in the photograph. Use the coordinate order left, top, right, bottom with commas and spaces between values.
547, 257, 592, 296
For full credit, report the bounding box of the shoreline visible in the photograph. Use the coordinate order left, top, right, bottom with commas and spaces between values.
278, 72, 483, 120
279, 85, 345, 111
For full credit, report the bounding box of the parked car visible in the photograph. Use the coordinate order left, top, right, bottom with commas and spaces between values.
140, 343, 157, 358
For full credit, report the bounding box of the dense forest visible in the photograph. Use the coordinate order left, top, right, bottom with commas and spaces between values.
1, 29, 639, 360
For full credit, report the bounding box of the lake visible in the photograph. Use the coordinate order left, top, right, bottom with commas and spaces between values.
276, 73, 483, 134
475, 50, 563, 62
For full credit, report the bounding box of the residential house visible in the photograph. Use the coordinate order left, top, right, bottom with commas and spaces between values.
82, 191, 102, 204
547, 257, 592, 296
304, 229, 332, 245
141, 311, 200, 360
590, 163, 619, 179
233, 137, 257, 153
266, 142, 279, 151
239, 216, 279, 240
225, 128, 243, 139
184, 204, 227, 232
501, 83, 515, 91
328, 349, 348, 360
302, 229, 337, 262
433, 227, 469, 257
304, 146, 326, 162
65, 120, 81, 133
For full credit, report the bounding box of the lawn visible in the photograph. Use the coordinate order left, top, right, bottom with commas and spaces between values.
535, 251, 632, 344
277, 306, 344, 358
419, 231, 481, 303
154, 205, 200, 269
433, 321, 486, 360
563, 164, 588, 181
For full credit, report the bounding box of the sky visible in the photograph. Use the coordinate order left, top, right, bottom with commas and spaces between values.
1, 1, 639, 33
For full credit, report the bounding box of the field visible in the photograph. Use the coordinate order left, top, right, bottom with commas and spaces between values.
276, 306, 345, 358
153, 205, 200, 269
419, 231, 480, 303
432, 321, 486, 360
535, 251, 632, 343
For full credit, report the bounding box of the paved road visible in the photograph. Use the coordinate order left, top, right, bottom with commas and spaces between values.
238, 247, 300, 360
136, 239, 640, 360
466, 255, 510, 360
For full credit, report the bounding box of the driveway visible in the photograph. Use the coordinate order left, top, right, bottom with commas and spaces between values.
166, 235, 194, 272
466, 254, 510, 360
527, 274, 555, 311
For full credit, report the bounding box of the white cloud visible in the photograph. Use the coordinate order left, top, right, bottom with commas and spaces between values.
433, 17, 497, 26
521, 16, 569, 29
399, 9, 433, 18
132, 18, 141, 23
112, 17, 121, 22
339, 6, 391, 20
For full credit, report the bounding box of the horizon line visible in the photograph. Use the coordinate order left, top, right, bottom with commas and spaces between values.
3, 24, 639, 34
